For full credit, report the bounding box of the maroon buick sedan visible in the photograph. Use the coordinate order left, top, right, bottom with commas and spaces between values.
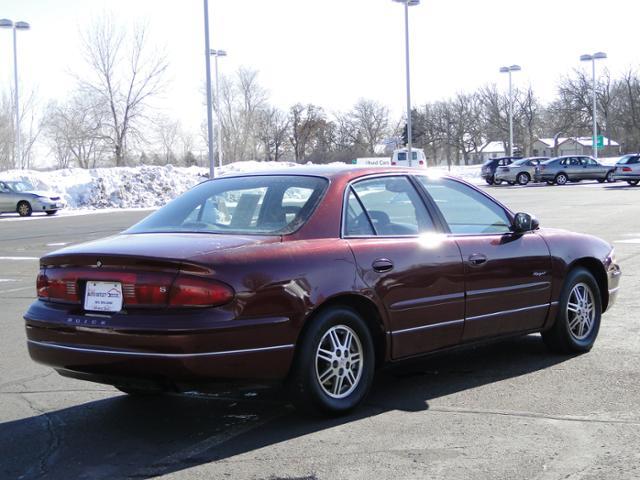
25, 166, 621, 415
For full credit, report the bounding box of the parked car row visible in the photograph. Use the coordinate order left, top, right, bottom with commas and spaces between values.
482, 155, 638, 186
0, 180, 66, 216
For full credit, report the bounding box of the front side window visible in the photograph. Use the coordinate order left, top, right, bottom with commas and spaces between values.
127, 175, 328, 235
417, 177, 511, 235
345, 176, 434, 236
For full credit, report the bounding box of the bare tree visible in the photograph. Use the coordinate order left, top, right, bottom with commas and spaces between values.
289, 103, 325, 162
77, 15, 168, 166
256, 107, 290, 161
43, 93, 108, 169
345, 99, 390, 155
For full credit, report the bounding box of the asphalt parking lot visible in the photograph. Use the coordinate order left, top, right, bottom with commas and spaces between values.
1, 181, 639, 480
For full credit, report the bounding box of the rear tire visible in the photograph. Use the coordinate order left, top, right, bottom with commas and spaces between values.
554, 173, 568, 185
516, 172, 530, 185
627, 180, 639, 186
46, 210, 58, 216
542, 268, 601, 353
606, 170, 615, 183
493, 177, 503, 185
485, 177, 494, 185
287, 307, 375, 416
17, 201, 32, 217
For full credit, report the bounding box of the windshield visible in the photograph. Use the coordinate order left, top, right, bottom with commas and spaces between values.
6, 181, 33, 192
127, 175, 328, 235
617, 155, 635, 165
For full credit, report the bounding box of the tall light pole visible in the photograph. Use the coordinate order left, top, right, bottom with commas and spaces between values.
393, 0, 420, 167
202, 0, 215, 178
580, 52, 607, 159
499, 64, 521, 157
0, 19, 30, 168
210, 49, 227, 168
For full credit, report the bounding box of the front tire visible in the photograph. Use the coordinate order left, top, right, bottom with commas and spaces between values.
288, 307, 375, 416
627, 180, 639, 186
542, 268, 602, 353
17, 201, 32, 217
493, 177, 503, 185
516, 172, 530, 185
46, 210, 58, 216
485, 177, 494, 185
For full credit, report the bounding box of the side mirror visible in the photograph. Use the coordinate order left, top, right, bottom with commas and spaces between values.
512, 212, 540, 233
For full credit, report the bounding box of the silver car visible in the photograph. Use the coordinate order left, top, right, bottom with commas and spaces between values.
0, 180, 66, 216
613, 154, 640, 185
494, 157, 549, 185
534, 156, 615, 185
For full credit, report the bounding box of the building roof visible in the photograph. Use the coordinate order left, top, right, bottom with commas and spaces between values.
536, 136, 619, 147
479, 141, 506, 154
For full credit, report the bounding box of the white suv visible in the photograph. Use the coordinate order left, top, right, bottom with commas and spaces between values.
390, 148, 427, 168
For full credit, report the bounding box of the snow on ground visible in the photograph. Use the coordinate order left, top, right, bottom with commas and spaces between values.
0, 161, 484, 212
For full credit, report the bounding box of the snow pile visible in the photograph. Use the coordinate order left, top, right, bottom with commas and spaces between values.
0, 161, 483, 211
1, 165, 209, 209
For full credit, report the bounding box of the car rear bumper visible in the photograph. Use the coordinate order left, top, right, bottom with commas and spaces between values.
24, 300, 296, 387
613, 173, 640, 181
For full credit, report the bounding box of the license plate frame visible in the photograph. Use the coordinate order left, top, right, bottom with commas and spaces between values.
84, 281, 123, 313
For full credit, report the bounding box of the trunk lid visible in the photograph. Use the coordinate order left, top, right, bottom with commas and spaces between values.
41, 232, 281, 268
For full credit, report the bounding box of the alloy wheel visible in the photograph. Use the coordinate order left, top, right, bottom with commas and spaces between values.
556, 174, 568, 185
315, 325, 363, 399
566, 282, 596, 341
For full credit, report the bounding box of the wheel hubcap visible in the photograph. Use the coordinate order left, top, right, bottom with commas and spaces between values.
315, 325, 363, 399
19, 204, 28, 215
567, 282, 596, 340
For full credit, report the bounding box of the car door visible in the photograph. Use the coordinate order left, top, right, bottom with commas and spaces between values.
0, 182, 12, 212
344, 175, 465, 359
415, 176, 553, 341
589, 158, 608, 180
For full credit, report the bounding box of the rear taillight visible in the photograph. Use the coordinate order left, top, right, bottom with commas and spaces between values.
37, 268, 234, 309
391, 161, 397, 165
169, 275, 234, 308
37, 268, 79, 303
623, 167, 632, 172
418, 160, 424, 165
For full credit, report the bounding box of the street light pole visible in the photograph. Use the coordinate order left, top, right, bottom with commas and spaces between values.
202, 0, 215, 178
210, 49, 227, 168
499, 64, 521, 157
393, 0, 420, 167
0, 19, 30, 168
580, 52, 607, 159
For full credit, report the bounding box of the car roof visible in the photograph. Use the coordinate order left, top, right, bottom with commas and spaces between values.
216, 165, 454, 183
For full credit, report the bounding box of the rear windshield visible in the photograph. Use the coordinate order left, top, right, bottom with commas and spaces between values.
127, 175, 328, 235
617, 155, 639, 165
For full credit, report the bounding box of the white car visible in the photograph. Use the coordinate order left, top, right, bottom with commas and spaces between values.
0, 180, 66, 216
390, 148, 427, 168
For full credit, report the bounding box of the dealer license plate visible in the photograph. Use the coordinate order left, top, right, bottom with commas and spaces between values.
84, 281, 123, 312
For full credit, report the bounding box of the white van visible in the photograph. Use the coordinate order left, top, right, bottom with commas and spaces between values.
390, 148, 427, 168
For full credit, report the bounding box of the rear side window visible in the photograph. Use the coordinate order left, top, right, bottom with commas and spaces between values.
127, 175, 328, 235
417, 177, 511, 235
344, 176, 435, 236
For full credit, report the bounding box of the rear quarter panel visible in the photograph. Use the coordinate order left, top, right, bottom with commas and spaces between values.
187, 239, 375, 344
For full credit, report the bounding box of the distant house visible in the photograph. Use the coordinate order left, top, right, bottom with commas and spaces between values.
533, 137, 621, 158
473, 141, 507, 162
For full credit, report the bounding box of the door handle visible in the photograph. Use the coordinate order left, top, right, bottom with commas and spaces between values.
468, 253, 488, 267
372, 258, 394, 273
